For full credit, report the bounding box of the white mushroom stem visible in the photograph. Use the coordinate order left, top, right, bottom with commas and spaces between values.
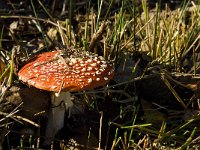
44, 92, 73, 145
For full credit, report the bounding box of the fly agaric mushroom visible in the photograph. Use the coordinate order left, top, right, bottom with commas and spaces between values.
18, 49, 114, 144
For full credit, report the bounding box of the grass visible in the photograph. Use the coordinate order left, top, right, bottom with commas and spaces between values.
0, 0, 200, 149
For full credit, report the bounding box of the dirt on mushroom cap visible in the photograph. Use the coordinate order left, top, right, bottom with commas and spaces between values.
18, 50, 114, 92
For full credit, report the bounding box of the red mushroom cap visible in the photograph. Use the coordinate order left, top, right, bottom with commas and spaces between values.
18, 50, 114, 92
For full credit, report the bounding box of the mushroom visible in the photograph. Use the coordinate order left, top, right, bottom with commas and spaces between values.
18, 50, 114, 144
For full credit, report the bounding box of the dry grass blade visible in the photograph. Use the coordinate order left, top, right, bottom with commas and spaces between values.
161, 73, 187, 109
0, 102, 40, 127
98, 111, 103, 150
88, 21, 106, 52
